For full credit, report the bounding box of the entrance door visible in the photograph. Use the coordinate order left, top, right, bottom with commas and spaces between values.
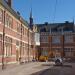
16, 47, 19, 61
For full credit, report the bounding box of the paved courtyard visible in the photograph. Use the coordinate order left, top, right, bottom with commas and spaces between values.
0, 62, 75, 75
32, 62, 75, 75
0, 62, 53, 75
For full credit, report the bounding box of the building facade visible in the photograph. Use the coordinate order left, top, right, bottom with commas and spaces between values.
37, 21, 75, 60
0, 0, 35, 67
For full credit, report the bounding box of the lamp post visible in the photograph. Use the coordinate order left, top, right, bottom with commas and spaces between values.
2, 10, 5, 70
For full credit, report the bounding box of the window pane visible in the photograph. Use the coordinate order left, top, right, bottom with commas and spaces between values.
16, 40, 19, 46
5, 36, 12, 56
17, 23, 21, 33
0, 9, 3, 23
0, 34, 2, 41
5, 14, 13, 28
52, 36, 60, 44
64, 35, 73, 43
5, 14, 9, 26
9, 16, 13, 28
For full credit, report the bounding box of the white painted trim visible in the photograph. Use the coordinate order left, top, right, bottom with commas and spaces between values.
41, 47, 49, 48
0, 55, 16, 58
0, 32, 32, 45
0, 61, 17, 65
0, 63, 2, 65
0, 5, 29, 30
0, 31, 33, 45
0, 5, 5, 11
7, 61, 17, 64
0, 32, 3, 34
5, 9, 28, 30
5, 34, 28, 44
64, 47, 74, 48
40, 41, 49, 43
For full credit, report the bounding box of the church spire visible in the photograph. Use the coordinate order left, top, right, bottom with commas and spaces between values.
29, 8, 33, 30
30, 8, 32, 18
73, 18, 74, 24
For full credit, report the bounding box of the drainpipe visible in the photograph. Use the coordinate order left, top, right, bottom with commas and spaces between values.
19, 24, 22, 64
2, 10, 5, 70
28, 28, 29, 62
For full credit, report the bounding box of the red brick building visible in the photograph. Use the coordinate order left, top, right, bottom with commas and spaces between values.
37, 22, 75, 60
0, 0, 35, 67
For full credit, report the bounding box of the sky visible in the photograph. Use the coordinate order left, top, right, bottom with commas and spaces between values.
12, 0, 75, 24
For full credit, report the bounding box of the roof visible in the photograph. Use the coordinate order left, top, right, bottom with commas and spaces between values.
0, 0, 28, 27
37, 21, 74, 27
36, 21, 74, 32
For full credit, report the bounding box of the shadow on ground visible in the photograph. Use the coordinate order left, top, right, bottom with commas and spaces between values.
31, 68, 60, 75
31, 69, 47, 75
31, 63, 72, 75
41, 63, 72, 68
31, 64, 52, 75
54, 64, 72, 68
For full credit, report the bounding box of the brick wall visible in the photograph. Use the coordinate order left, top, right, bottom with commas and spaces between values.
0, 4, 35, 65
40, 32, 75, 58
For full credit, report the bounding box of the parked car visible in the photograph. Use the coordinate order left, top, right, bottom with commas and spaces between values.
39, 56, 48, 62
55, 58, 63, 66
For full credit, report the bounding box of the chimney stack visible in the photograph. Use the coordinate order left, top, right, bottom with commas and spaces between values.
8, 0, 12, 7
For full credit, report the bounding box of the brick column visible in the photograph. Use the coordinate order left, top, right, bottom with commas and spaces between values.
61, 35, 65, 57
48, 35, 52, 57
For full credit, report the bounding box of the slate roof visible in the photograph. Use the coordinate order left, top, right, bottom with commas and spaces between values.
0, 0, 28, 27
36, 21, 74, 32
